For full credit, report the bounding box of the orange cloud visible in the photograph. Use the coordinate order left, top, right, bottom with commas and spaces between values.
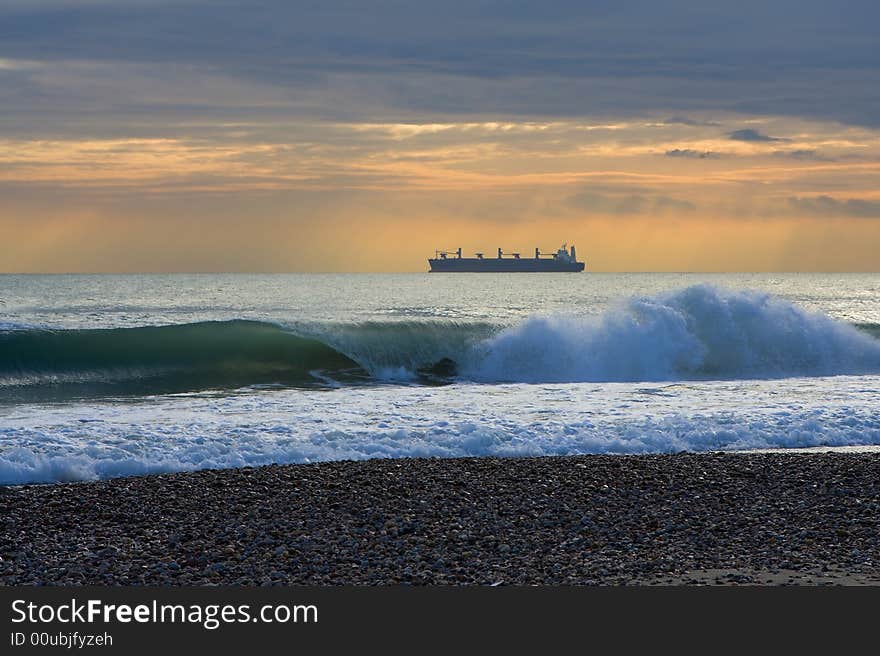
2, 114, 879, 271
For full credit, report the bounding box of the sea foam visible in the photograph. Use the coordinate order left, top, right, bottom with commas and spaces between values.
2, 375, 880, 484
2, 286, 879, 396
3, 285, 880, 484
466, 285, 880, 382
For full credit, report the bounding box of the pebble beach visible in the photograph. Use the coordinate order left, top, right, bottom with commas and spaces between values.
2, 452, 879, 586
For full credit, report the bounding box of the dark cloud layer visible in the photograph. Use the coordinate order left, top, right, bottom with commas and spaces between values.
665, 149, 720, 159
728, 129, 786, 142
663, 116, 721, 127
0, 0, 878, 133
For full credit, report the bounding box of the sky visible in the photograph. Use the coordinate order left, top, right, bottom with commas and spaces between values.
1, 0, 879, 272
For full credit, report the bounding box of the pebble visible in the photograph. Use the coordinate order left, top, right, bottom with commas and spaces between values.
1, 453, 879, 585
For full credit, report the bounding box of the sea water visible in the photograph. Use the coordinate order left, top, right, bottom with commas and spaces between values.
1, 273, 879, 484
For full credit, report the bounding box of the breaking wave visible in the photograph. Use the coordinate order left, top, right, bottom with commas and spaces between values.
2, 285, 879, 399
469, 285, 880, 382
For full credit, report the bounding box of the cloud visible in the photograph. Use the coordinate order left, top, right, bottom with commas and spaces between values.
788, 195, 880, 217
727, 129, 786, 142
567, 191, 696, 215
665, 149, 721, 159
772, 149, 833, 161
0, 58, 43, 71
663, 116, 720, 127
0, 1, 879, 132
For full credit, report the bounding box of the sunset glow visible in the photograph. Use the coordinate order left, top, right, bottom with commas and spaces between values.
2, 2, 878, 272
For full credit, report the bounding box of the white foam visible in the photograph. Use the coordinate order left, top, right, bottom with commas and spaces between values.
466, 285, 880, 382
0, 321, 41, 332
3, 376, 880, 484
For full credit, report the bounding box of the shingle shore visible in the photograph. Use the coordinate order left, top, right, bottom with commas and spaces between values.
2, 453, 878, 585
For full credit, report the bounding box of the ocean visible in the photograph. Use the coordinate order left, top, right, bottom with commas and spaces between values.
1, 273, 879, 484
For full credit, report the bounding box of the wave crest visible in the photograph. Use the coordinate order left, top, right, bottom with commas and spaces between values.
467, 285, 880, 382
2, 286, 879, 398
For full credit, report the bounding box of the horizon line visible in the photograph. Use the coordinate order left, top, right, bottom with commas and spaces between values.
1, 271, 879, 276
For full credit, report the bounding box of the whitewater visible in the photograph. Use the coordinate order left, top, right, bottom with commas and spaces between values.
1, 273, 879, 483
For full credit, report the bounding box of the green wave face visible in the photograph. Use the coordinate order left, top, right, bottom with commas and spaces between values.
0, 320, 365, 401
2, 310, 878, 403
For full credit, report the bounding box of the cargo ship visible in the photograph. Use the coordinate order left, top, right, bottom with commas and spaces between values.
429, 245, 585, 272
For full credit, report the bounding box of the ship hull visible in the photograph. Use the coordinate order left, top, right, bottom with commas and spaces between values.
428, 258, 585, 272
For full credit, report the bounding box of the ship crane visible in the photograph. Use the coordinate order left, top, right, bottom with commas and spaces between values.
434, 247, 463, 259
